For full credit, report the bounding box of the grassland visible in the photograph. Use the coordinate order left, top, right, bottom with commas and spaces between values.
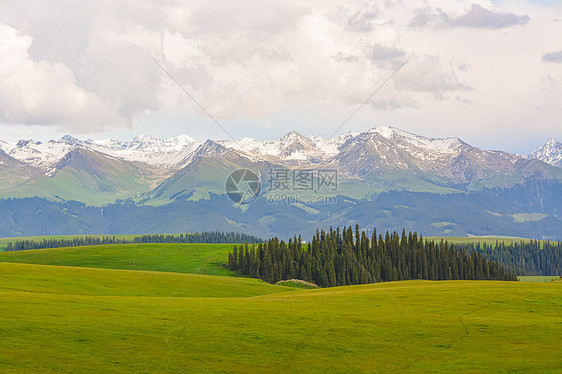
518, 275, 561, 283
0, 243, 234, 275
0, 262, 290, 298
0, 234, 142, 252
1, 243, 561, 372
2, 234, 554, 252
427, 235, 532, 245
1, 269, 560, 373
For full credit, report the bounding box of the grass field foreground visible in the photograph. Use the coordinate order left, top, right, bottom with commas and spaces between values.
1, 243, 562, 372
0, 264, 560, 373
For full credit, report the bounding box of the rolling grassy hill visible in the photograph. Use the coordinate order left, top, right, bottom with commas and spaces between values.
0, 262, 291, 298
0, 243, 234, 275
0, 262, 560, 373
1, 243, 561, 372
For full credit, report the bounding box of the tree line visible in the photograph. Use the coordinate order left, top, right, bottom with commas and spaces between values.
6, 231, 263, 251
227, 226, 517, 287
461, 240, 562, 276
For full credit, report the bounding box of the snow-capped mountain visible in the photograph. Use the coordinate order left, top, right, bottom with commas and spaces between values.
0, 133, 200, 170
1, 126, 558, 175
1, 126, 561, 205
219, 131, 322, 163
86, 134, 200, 167
218, 126, 471, 165
528, 139, 562, 168
2, 127, 562, 239
0, 139, 76, 171
218, 130, 362, 164
310, 132, 360, 156
330, 126, 546, 187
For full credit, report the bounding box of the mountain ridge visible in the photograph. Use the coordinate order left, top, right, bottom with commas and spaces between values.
1, 126, 561, 206
1, 126, 559, 171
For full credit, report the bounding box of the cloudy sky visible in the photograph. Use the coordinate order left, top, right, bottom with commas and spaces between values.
0, 0, 560, 153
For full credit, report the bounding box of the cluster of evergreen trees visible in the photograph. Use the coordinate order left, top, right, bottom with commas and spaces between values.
228, 226, 517, 286
6, 231, 263, 251
462, 240, 562, 276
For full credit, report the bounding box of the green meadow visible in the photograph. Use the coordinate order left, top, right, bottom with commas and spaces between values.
518, 275, 561, 283
0, 234, 142, 252
427, 235, 532, 245
0, 262, 291, 298
1, 243, 561, 373
2, 234, 554, 252
0, 243, 234, 275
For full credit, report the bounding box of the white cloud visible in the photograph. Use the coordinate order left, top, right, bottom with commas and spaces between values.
453, 4, 530, 29
393, 55, 471, 99
0, 0, 471, 130
0, 23, 124, 132
0, 0, 559, 152
410, 3, 531, 29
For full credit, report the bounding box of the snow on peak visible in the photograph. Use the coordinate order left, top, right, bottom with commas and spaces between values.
280, 130, 305, 140
173, 134, 196, 144
529, 138, 562, 166
369, 125, 395, 138
369, 126, 463, 152
3, 128, 556, 173
87, 134, 200, 166
219, 131, 320, 161
311, 131, 359, 156
17, 139, 41, 147
59, 135, 82, 145
7, 138, 75, 169
1, 134, 201, 169
0, 139, 15, 154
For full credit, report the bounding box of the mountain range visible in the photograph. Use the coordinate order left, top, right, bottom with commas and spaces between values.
0, 126, 561, 239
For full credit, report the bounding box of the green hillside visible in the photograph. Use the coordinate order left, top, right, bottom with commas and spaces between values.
0, 243, 234, 275
0, 234, 141, 252
0, 148, 167, 205
0, 150, 39, 190
145, 155, 272, 205
0, 264, 560, 373
0, 262, 291, 298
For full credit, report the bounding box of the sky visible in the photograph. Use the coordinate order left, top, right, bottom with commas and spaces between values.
0, 0, 561, 154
